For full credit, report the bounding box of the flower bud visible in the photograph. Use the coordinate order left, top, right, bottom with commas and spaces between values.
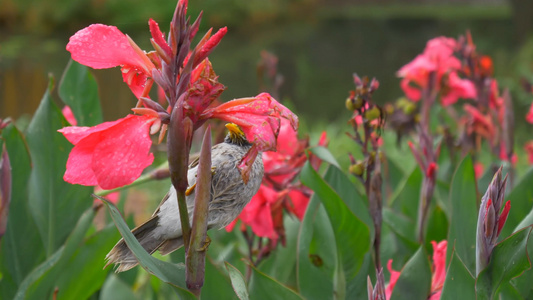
349, 162, 365, 176
364, 106, 381, 121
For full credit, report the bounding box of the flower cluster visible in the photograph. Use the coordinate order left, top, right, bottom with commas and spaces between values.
60, 0, 298, 190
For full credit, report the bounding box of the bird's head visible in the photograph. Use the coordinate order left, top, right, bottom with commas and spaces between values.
224, 123, 251, 147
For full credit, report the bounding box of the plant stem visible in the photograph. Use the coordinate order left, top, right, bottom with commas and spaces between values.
186, 127, 212, 296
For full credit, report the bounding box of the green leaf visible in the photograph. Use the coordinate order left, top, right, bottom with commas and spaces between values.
100, 197, 196, 299
248, 263, 303, 300
300, 162, 371, 279
383, 207, 416, 243
441, 248, 476, 300
54, 224, 121, 299
0, 125, 43, 300
100, 274, 139, 300
476, 227, 532, 300
201, 257, 237, 300
14, 207, 96, 299
497, 283, 524, 300
390, 247, 432, 300
511, 222, 533, 298
225, 262, 249, 300
308, 146, 340, 168
25, 85, 92, 256
501, 167, 533, 238
58, 60, 103, 126
297, 195, 336, 300
258, 215, 299, 285
447, 155, 477, 275
323, 164, 374, 238
390, 167, 422, 222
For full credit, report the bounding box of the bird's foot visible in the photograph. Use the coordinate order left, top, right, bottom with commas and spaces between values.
185, 183, 197, 196
196, 235, 211, 252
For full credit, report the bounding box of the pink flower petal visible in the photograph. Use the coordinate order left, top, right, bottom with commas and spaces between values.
441, 72, 477, 106
287, 189, 309, 220
238, 185, 279, 239
430, 240, 447, 292
149, 19, 172, 58
193, 27, 228, 68
385, 259, 401, 300
60, 115, 156, 189
62, 106, 77, 126
67, 24, 148, 70
526, 102, 533, 124
525, 141, 533, 164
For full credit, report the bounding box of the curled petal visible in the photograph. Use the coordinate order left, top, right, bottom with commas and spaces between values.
385, 259, 401, 299
59, 115, 156, 189
67, 24, 154, 73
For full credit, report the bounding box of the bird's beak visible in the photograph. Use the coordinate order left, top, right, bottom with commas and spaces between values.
225, 123, 244, 136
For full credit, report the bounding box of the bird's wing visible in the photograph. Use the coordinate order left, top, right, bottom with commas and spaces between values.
151, 191, 171, 217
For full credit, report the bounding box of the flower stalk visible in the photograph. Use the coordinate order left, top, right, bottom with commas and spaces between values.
476, 167, 510, 275
186, 126, 212, 295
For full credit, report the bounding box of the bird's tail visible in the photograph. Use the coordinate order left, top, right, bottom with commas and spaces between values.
104, 216, 184, 272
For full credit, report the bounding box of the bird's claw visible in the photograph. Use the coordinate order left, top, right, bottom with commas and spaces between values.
196, 235, 211, 252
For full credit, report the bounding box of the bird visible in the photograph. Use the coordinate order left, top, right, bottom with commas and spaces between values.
105, 123, 264, 272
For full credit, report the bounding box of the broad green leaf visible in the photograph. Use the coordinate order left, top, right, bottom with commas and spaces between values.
258, 215, 299, 286
390, 247, 432, 300
58, 60, 103, 126
501, 167, 533, 238
100, 274, 139, 300
497, 283, 524, 300
225, 262, 249, 300
323, 164, 374, 238
26, 85, 92, 255
346, 252, 373, 300
389, 167, 422, 222
383, 207, 416, 243
200, 257, 237, 300
447, 155, 477, 275
100, 197, 196, 299
297, 195, 336, 300
54, 224, 121, 299
441, 248, 476, 300
248, 263, 303, 300
0, 125, 43, 300
300, 162, 371, 279
14, 208, 95, 299
425, 205, 448, 249
383, 157, 407, 200
511, 222, 533, 298
308, 146, 340, 168
476, 227, 532, 300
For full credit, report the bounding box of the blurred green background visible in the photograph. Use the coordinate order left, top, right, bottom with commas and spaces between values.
1, 0, 533, 140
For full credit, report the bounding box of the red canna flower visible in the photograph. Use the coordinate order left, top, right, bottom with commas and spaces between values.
398, 36, 476, 106
58, 114, 159, 189
474, 162, 485, 179
386, 240, 447, 300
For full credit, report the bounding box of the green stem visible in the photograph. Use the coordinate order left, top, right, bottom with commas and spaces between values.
186, 126, 212, 296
